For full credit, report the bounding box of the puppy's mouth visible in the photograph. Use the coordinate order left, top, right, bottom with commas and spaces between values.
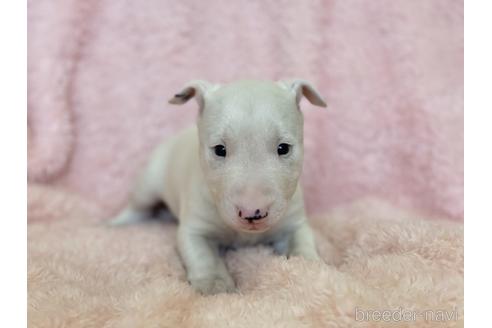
237, 213, 269, 233
243, 212, 268, 223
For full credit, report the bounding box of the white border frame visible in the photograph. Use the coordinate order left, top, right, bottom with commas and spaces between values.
0, 1, 27, 327
464, 1, 492, 327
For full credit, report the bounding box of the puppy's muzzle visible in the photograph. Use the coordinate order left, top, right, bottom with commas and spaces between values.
237, 207, 269, 223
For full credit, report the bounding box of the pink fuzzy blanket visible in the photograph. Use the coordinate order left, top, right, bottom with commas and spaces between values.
28, 190, 463, 327
28, 0, 463, 326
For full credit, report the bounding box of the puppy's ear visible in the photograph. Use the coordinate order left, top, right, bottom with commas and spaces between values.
169, 80, 218, 109
277, 79, 327, 108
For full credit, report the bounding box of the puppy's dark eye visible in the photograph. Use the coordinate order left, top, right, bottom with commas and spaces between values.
277, 143, 291, 156
214, 145, 227, 157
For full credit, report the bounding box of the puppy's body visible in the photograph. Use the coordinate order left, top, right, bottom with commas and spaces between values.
112, 80, 326, 294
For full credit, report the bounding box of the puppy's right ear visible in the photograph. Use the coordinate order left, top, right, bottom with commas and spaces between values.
277, 79, 327, 108
168, 80, 218, 110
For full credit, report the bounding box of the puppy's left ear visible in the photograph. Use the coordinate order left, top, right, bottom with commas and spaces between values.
168, 80, 218, 110
277, 79, 327, 108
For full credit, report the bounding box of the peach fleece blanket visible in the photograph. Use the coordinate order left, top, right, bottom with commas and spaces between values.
28, 191, 463, 327
28, 0, 463, 327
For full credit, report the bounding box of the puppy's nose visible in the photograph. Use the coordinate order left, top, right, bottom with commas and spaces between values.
236, 205, 270, 222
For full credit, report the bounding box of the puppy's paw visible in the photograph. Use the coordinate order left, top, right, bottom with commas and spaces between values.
270, 238, 289, 256
190, 273, 237, 295
289, 248, 321, 261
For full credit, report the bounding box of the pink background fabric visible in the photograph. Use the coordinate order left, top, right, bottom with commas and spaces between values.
27, 0, 463, 221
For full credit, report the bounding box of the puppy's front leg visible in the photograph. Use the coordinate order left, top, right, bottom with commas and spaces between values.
289, 220, 320, 261
177, 226, 236, 295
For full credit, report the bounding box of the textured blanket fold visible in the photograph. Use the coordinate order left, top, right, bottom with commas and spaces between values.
27, 0, 463, 220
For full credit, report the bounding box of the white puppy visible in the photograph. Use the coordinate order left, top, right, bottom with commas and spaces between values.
112, 79, 326, 295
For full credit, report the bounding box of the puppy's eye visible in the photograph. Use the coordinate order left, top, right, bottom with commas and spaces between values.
213, 145, 227, 157
277, 143, 291, 156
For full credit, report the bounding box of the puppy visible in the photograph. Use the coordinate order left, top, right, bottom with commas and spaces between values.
111, 79, 327, 295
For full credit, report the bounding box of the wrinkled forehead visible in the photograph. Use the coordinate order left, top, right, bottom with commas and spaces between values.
208, 81, 294, 111
199, 81, 302, 139
203, 81, 302, 123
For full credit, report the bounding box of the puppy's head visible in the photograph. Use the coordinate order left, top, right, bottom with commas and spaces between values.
169, 80, 326, 233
